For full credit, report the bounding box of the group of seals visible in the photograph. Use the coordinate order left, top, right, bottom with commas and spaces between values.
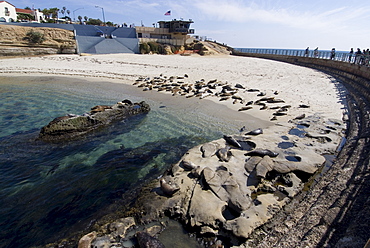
133, 74, 310, 122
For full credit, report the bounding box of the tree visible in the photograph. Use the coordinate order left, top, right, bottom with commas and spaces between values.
41, 8, 51, 20
78, 15, 82, 24
86, 18, 102, 26
49, 7, 59, 22
84, 16, 88, 22
17, 13, 33, 21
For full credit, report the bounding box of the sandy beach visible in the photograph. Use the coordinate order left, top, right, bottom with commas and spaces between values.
0, 53, 345, 123
0, 53, 348, 247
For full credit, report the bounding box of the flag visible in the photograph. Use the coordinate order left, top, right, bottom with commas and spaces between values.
164, 10, 171, 16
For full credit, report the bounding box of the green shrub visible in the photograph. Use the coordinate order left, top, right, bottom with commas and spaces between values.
24, 30, 45, 44
148, 42, 159, 53
140, 43, 150, 54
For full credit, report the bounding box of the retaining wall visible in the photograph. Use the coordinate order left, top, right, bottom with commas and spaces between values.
233, 52, 370, 248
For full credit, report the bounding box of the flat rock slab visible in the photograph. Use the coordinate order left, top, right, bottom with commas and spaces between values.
39, 100, 150, 142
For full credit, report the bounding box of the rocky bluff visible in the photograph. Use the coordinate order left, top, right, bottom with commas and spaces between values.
39, 100, 150, 142
0, 24, 76, 56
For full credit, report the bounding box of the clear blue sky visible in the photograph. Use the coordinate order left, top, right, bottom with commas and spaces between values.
10, 0, 370, 51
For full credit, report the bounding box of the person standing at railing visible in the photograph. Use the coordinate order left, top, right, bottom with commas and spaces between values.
349, 48, 354, 63
364, 48, 370, 66
305, 47, 309, 57
314, 47, 319, 58
330, 48, 336, 60
359, 49, 367, 65
355, 48, 362, 64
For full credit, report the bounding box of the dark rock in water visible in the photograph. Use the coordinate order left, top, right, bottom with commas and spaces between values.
39, 100, 150, 142
136, 231, 165, 248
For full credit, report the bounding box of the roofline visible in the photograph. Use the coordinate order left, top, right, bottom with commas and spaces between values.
0, 1, 16, 7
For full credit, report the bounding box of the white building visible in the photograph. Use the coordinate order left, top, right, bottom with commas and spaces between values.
0, 1, 17, 22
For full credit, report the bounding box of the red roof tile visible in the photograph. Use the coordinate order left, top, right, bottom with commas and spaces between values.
16, 8, 33, 14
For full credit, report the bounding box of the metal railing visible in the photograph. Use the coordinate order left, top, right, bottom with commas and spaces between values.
235, 48, 370, 66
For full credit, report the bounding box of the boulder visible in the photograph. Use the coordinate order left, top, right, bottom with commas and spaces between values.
78, 231, 97, 248
108, 217, 136, 238
136, 231, 165, 248
39, 100, 150, 141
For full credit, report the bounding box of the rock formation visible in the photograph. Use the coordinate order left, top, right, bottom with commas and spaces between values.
131, 113, 344, 246
0, 25, 76, 56
69, 73, 346, 247
39, 100, 150, 142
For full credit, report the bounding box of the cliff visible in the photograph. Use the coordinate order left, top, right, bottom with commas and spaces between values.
0, 24, 76, 56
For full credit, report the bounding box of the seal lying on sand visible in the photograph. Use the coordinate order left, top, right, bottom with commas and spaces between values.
246, 128, 263, 135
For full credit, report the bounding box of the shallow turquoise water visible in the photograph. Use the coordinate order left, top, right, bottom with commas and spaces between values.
0, 75, 242, 247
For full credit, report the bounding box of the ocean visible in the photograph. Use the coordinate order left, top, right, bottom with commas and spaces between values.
0, 75, 243, 247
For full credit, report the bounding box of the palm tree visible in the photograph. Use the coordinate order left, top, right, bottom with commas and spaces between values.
41, 8, 51, 21
78, 15, 82, 24
49, 7, 59, 23
66, 9, 71, 22
84, 16, 88, 22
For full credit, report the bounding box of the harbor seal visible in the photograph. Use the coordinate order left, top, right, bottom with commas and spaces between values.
160, 178, 179, 196
238, 106, 252, 111
216, 146, 232, 162
245, 128, 263, 135
245, 149, 279, 158
223, 135, 242, 148
90, 105, 112, 114
294, 113, 306, 120
181, 160, 197, 170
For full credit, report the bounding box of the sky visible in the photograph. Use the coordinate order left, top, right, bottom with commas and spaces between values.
8, 0, 370, 51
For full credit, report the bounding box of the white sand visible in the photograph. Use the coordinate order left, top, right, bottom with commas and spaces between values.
0, 53, 346, 124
